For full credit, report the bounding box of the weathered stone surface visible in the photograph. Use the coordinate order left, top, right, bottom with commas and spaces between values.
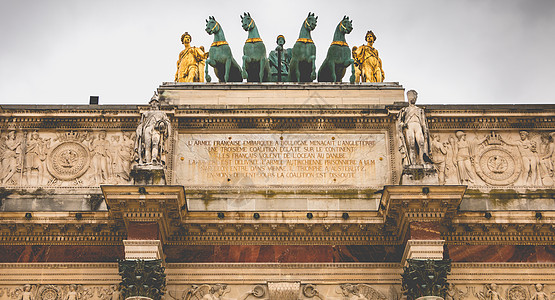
159, 82, 404, 105
174, 133, 389, 187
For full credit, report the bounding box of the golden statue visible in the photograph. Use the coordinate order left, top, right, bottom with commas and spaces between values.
351, 30, 385, 82
175, 32, 208, 82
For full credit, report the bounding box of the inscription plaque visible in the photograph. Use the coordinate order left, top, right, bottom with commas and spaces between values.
175, 133, 389, 187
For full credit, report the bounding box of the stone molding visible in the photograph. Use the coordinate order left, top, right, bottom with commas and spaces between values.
123, 240, 163, 260
402, 240, 445, 265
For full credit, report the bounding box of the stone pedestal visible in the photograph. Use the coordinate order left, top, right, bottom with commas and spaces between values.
400, 164, 439, 185
131, 165, 166, 185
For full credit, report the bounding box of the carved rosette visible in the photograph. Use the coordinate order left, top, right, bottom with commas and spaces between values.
46, 141, 90, 181
507, 285, 528, 300
36, 285, 62, 300
475, 145, 521, 186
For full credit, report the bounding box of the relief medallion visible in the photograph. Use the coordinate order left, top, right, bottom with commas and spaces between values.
475, 145, 521, 186
46, 141, 90, 181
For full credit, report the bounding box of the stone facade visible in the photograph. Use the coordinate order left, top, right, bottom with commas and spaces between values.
0, 83, 554, 300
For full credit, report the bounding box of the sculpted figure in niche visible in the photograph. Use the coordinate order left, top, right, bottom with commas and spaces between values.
135, 93, 171, 166
397, 90, 431, 166
351, 30, 384, 82
89, 131, 112, 184
175, 32, 208, 82
430, 134, 448, 184
501, 130, 540, 185
25, 131, 50, 185
0, 130, 22, 185
530, 284, 549, 300
539, 133, 555, 186
454, 131, 476, 184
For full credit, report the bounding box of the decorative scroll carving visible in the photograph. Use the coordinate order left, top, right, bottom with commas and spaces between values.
339, 284, 386, 300
184, 284, 228, 300
118, 259, 166, 300
401, 259, 451, 300
267, 282, 299, 300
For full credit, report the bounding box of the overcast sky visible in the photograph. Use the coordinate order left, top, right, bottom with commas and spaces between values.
1, 0, 554, 105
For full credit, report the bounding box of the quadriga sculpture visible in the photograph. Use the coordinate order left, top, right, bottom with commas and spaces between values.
204, 16, 243, 82
317, 15, 355, 83
240, 12, 270, 82
288, 12, 318, 82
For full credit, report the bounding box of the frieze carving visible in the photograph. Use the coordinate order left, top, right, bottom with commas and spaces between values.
430, 130, 555, 187
338, 284, 386, 300
0, 130, 135, 188
183, 284, 229, 300
9, 285, 91, 300
48, 131, 90, 181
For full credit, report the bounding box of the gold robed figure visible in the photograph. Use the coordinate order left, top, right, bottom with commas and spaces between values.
352, 30, 385, 82
175, 32, 208, 82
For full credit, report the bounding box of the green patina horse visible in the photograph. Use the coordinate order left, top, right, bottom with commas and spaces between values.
240, 12, 270, 82
288, 12, 318, 82
317, 16, 355, 83
204, 16, 242, 82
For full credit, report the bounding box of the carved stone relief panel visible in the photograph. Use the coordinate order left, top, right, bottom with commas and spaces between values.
429, 131, 555, 188
5, 285, 118, 300
0, 130, 135, 188
165, 284, 394, 300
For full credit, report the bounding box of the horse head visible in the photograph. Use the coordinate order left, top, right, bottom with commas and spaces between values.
338, 16, 353, 34
304, 12, 318, 32
240, 12, 254, 32
205, 16, 220, 35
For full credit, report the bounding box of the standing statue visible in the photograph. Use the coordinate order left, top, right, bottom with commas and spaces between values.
268, 35, 292, 82
397, 90, 431, 166
317, 16, 355, 83
352, 31, 385, 82
204, 16, 243, 83
240, 12, 270, 82
175, 32, 208, 83
288, 12, 318, 82
134, 92, 171, 166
